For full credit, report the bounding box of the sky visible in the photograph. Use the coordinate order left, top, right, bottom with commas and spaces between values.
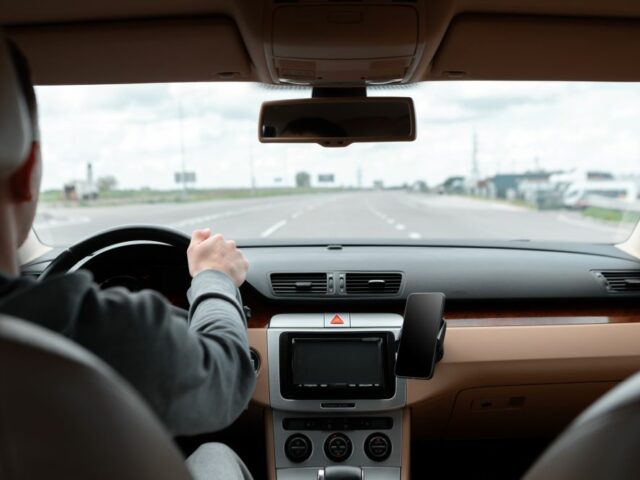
35, 81, 640, 191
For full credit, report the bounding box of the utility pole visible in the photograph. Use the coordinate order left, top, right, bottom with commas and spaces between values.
534, 155, 541, 171
248, 122, 256, 193
249, 143, 256, 193
471, 131, 479, 180
470, 130, 480, 194
178, 101, 187, 198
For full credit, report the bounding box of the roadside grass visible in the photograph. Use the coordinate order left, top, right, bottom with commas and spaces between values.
582, 207, 640, 224
39, 187, 348, 207
458, 193, 534, 209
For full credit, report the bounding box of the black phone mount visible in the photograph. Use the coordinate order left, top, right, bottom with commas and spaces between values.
435, 318, 447, 363
395, 319, 446, 359
394, 316, 447, 380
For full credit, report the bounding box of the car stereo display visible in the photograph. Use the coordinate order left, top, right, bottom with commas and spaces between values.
280, 332, 396, 400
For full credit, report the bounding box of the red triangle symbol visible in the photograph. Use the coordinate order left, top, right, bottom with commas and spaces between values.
330, 315, 344, 325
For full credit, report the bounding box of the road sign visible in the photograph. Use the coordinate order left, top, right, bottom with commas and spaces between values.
175, 172, 196, 184
318, 174, 335, 183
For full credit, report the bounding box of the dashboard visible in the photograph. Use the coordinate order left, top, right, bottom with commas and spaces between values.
22, 241, 640, 479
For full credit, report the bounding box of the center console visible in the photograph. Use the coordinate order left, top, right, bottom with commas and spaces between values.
268, 313, 407, 480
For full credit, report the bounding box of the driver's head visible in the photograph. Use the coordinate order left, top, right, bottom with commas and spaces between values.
0, 38, 41, 248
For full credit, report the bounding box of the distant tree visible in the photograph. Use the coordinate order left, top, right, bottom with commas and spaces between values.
97, 175, 118, 192
414, 180, 429, 192
296, 171, 311, 188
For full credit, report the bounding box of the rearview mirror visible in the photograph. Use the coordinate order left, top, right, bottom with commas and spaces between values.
258, 97, 416, 147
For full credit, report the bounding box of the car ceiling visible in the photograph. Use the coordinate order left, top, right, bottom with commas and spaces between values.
1, 0, 640, 85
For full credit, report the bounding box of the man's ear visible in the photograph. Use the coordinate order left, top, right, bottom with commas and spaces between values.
9, 142, 39, 202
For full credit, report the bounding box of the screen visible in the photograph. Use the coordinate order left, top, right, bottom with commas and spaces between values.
291, 338, 383, 386
395, 292, 445, 379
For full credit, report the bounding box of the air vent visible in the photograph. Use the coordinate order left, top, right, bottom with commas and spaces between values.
345, 272, 403, 295
596, 270, 640, 292
271, 273, 328, 295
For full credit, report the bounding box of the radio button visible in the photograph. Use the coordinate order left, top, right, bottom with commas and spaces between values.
285, 434, 312, 463
324, 433, 352, 462
364, 432, 392, 462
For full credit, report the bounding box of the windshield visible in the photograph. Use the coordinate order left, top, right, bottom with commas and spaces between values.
33, 81, 640, 246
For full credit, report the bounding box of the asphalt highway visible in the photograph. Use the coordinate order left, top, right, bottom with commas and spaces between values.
34, 191, 632, 246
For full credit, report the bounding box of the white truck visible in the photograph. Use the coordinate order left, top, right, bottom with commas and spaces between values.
562, 180, 638, 208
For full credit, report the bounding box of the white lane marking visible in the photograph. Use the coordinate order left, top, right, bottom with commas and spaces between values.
365, 201, 388, 221
34, 215, 91, 230
395, 224, 406, 231
260, 219, 287, 238
386, 219, 395, 225
409, 232, 422, 239
169, 204, 269, 228
556, 214, 623, 233
291, 212, 301, 219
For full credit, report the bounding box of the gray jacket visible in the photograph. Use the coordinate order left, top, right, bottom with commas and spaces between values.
0, 268, 256, 436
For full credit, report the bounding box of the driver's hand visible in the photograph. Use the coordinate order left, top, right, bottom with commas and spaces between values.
187, 229, 249, 286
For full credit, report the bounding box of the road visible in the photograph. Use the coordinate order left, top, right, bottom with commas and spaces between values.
34, 191, 632, 246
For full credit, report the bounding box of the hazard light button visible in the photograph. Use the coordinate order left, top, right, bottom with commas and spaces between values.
324, 313, 350, 327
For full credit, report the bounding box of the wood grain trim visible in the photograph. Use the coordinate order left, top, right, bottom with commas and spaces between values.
446, 316, 611, 327
248, 328, 269, 406
246, 304, 640, 329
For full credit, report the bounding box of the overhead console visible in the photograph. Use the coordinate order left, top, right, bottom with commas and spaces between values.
265, 1, 426, 86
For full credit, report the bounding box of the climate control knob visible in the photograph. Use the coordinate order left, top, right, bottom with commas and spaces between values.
324, 433, 352, 462
285, 434, 312, 463
364, 432, 392, 461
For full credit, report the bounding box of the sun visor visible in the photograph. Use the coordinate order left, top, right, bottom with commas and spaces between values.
7, 18, 253, 85
0, 31, 32, 179
432, 14, 640, 81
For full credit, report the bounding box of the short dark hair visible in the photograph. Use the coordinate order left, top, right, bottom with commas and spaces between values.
6, 39, 38, 132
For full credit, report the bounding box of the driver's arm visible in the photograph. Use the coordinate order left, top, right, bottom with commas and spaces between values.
74, 230, 255, 436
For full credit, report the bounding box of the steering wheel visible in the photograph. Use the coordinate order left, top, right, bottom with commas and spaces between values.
40, 225, 190, 280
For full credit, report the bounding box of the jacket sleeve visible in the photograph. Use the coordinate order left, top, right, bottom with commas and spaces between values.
73, 269, 256, 436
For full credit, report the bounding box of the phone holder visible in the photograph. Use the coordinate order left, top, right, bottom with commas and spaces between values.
435, 318, 447, 363
394, 319, 447, 359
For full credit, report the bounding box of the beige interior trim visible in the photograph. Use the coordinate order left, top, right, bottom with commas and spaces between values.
431, 14, 640, 81
265, 408, 276, 480
445, 381, 616, 439
410, 323, 640, 405
18, 229, 52, 265
401, 408, 411, 480
247, 324, 640, 442
407, 323, 640, 439
616, 223, 640, 259
7, 17, 254, 85
248, 328, 269, 407
6, 1, 640, 85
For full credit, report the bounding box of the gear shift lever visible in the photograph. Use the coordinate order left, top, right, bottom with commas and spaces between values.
318, 466, 363, 480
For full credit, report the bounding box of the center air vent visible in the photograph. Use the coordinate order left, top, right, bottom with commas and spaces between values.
345, 272, 403, 295
595, 270, 640, 293
271, 273, 328, 295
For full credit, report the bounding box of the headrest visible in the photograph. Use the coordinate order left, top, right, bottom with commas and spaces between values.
0, 30, 32, 180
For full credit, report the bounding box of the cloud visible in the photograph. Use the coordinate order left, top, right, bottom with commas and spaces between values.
35, 81, 640, 191
455, 94, 554, 115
